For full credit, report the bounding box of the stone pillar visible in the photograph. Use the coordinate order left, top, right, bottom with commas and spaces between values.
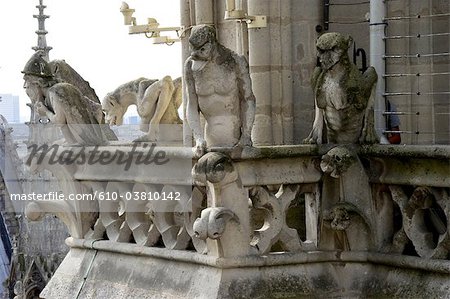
248, 0, 295, 145
201, 0, 323, 145
194, 0, 214, 25
291, 0, 322, 143
248, 0, 273, 145
274, 0, 294, 145
181, 0, 193, 146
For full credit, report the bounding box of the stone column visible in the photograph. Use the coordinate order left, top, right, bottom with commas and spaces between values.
248, 0, 296, 145
216, 0, 249, 57
370, 0, 387, 139
194, 0, 214, 25
248, 0, 273, 145
291, 0, 322, 144
249, 0, 322, 145
271, 0, 294, 145
181, 0, 193, 146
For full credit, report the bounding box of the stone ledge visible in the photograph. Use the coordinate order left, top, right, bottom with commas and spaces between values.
67, 238, 450, 273
42, 240, 450, 299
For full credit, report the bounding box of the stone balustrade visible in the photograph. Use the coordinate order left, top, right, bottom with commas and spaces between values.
26, 143, 450, 298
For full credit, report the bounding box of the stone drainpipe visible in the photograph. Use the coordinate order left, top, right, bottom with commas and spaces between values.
370, 0, 387, 139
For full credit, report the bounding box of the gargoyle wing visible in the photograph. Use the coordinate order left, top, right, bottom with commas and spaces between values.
362, 67, 378, 99
49, 60, 100, 103
359, 67, 379, 144
49, 83, 107, 145
172, 77, 183, 109
49, 60, 118, 141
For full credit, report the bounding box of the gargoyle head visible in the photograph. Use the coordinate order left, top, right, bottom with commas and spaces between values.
320, 146, 357, 178
102, 94, 126, 126
189, 25, 217, 71
316, 32, 353, 70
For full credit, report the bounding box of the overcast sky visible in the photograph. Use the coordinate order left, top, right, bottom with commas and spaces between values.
0, 0, 181, 122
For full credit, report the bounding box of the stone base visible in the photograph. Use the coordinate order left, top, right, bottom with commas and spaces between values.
41, 248, 221, 299
41, 240, 450, 299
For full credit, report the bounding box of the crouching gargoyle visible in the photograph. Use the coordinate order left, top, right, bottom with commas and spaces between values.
304, 32, 378, 144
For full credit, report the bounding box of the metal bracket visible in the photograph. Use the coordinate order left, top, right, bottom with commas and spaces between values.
224, 9, 267, 29
246, 15, 267, 29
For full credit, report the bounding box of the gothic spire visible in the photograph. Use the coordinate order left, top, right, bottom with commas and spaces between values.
32, 0, 52, 61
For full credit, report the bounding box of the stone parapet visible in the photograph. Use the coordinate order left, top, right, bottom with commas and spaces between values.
24, 144, 450, 298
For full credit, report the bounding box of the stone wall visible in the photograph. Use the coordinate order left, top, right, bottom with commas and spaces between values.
33, 144, 450, 299
215, 0, 322, 145
201, 0, 450, 145
385, 0, 450, 144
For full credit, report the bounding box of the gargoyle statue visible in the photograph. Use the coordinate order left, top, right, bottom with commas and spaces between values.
304, 32, 378, 144
102, 76, 182, 142
22, 51, 117, 145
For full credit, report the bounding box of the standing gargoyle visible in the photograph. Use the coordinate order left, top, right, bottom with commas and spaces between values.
184, 25, 255, 156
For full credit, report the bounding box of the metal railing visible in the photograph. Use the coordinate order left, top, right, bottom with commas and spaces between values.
321, 0, 449, 144
383, 0, 450, 144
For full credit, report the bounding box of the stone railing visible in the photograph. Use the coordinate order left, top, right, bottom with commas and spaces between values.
25, 143, 450, 297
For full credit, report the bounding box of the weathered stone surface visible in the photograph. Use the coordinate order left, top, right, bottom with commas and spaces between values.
184, 25, 256, 157
41, 247, 222, 299
22, 51, 115, 146
304, 32, 378, 145
41, 245, 450, 299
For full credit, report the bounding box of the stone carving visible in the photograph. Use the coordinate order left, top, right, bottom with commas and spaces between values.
184, 25, 255, 156
319, 146, 375, 251
25, 198, 98, 240
249, 185, 307, 254
304, 32, 378, 144
320, 145, 357, 178
192, 152, 252, 257
49, 59, 118, 141
322, 202, 372, 251
13, 260, 46, 299
150, 185, 193, 250
84, 181, 207, 252
86, 182, 160, 245
102, 76, 182, 142
193, 207, 239, 240
389, 186, 449, 258
22, 51, 115, 145
24, 147, 99, 239
183, 187, 208, 253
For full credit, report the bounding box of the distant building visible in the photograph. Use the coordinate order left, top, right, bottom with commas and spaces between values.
0, 94, 20, 123
125, 115, 140, 125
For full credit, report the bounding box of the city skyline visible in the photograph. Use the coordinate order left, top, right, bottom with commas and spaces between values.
0, 94, 20, 123
0, 0, 181, 123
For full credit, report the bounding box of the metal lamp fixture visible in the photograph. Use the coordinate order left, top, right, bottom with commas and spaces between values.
120, 2, 183, 45
224, 0, 267, 28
